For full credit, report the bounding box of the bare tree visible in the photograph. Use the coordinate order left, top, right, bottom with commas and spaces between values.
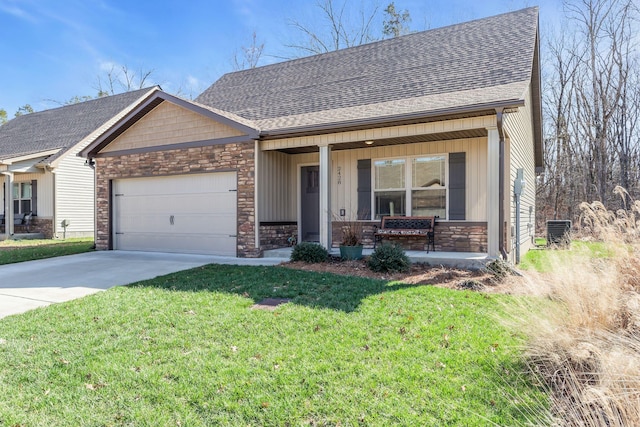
94, 64, 155, 96
382, 2, 411, 38
538, 0, 640, 225
233, 31, 265, 70
285, 0, 380, 56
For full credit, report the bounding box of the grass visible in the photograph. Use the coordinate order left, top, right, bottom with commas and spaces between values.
0, 237, 94, 265
0, 265, 548, 426
509, 189, 640, 425
519, 240, 613, 272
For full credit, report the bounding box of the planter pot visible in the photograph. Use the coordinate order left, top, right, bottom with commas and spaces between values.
339, 245, 363, 260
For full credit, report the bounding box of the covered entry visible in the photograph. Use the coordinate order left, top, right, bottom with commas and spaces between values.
112, 172, 237, 255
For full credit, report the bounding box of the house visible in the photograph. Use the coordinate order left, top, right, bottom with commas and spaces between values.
0, 87, 161, 239
80, 7, 542, 262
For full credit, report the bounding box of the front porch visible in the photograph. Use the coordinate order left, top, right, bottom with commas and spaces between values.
264, 247, 491, 270
257, 116, 503, 259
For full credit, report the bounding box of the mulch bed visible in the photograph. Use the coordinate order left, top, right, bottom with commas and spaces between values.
280, 256, 515, 293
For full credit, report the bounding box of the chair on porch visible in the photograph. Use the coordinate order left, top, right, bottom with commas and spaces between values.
13, 212, 33, 233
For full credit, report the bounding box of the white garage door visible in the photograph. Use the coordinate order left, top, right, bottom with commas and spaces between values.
113, 172, 237, 256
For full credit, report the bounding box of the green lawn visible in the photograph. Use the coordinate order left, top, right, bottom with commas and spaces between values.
0, 238, 94, 265
520, 240, 614, 272
0, 265, 548, 426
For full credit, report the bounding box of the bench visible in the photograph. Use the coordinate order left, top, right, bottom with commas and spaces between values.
374, 216, 436, 252
13, 212, 33, 233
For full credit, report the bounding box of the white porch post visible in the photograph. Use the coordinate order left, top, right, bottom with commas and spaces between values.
487, 127, 500, 257
318, 143, 332, 249
2, 172, 14, 238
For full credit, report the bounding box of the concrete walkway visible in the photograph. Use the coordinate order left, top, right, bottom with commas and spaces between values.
0, 251, 283, 320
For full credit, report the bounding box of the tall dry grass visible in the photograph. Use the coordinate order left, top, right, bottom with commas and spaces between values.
508, 186, 640, 426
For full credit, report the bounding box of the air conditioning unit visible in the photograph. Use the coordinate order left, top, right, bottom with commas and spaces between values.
546, 220, 572, 246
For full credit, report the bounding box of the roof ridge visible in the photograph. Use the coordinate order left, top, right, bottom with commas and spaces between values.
207, 7, 539, 81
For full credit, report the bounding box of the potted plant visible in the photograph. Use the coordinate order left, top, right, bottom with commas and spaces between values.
338, 218, 364, 260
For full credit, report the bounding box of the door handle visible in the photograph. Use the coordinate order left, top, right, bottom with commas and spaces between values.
170, 215, 174, 225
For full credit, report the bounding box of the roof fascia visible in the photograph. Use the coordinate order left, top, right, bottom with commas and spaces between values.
259, 99, 525, 140
80, 91, 259, 158
0, 148, 61, 165
531, 22, 544, 170
50, 87, 161, 168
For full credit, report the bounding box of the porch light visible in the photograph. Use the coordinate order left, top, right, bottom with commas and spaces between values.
364, 140, 374, 145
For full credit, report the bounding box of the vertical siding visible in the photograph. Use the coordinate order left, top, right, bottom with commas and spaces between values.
12, 172, 54, 217
259, 139, 488, 223
55, 144, 96, 237
331, 138, 488, 221
504, 85, 537, 261
259, 151, 293, 221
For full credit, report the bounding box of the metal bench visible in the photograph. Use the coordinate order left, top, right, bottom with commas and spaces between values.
374, 216, 436, 252
14, 212, 33, 233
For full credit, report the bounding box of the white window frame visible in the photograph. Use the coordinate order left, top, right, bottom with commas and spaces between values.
372, 154, 449, 220
12, 182, 32, 215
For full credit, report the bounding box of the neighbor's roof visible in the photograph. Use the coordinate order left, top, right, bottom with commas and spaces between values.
195, 7, 540, 134
0, 87, 159, 162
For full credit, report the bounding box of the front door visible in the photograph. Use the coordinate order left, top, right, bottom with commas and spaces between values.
300, 165, 320, 242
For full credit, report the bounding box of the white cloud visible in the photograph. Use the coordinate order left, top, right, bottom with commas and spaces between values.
0, 1, 37, 22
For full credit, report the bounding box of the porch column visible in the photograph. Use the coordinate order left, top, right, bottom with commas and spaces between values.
318, 143, 332, 249
1, 172, 14, 238
486, 127, 500, 257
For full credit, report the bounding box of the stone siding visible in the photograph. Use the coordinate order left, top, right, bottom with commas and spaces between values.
259, 222, 298, 250
94, 142, 260, 257
335, 220, 488, 252
434, 222, 487, 252
331, 221, 378, 248
14, 217, 54, 239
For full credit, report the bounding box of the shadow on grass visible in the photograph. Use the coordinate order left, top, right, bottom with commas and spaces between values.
129, 263, 426, 313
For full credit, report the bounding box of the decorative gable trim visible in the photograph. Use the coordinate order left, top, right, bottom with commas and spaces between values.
80, 91, 260, 159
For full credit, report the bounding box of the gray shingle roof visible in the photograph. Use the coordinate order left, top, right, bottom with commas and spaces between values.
0, 87, 158, 161
195, 7, 539, 132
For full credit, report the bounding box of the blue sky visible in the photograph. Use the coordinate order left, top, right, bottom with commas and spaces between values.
0, 0, 562, 116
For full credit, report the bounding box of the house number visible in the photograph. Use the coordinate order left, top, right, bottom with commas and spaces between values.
337, 166, 342, 184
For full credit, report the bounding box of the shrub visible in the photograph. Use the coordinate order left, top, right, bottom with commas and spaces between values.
290, 242, 328, 263
368, 243, 410, 272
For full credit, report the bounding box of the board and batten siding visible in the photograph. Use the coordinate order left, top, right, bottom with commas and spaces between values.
12, 172, 54, 217
100, 101, 246, 153
259, 151, 294, 222
504, 84, 537, 261
54, 141, 96, 237
258, 138, 488, 222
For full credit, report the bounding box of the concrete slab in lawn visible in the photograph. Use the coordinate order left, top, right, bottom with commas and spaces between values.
0, 250, 284, 319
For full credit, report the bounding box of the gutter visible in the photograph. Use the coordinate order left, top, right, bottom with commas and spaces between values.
260, 99, 524, 140
496, 108, 508, 260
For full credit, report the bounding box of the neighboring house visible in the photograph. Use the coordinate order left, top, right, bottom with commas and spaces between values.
0, 87, 161, 239
80, 8, 542, 262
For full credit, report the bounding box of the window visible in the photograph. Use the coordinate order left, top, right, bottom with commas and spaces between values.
13, 182, 32, 215
374, 159, 406, 217
373, 155, 447, 219
411, 156, 446, 218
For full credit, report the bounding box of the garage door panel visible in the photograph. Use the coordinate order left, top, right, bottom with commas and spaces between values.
113, 172, 237, 256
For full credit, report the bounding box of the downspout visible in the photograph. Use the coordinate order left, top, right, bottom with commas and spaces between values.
85, 158, 96, 247
496, 108, 508, 260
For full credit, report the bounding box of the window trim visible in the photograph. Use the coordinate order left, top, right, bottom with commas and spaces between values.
372, 154, 449, 220
12, 182, 32, 215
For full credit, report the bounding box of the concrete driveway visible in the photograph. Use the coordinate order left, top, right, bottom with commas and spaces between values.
0, 250, 283, 319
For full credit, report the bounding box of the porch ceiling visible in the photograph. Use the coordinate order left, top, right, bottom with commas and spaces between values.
276, 128, 488, 154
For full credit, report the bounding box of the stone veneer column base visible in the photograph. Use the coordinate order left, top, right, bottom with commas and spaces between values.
330, 220, 488, 252
260, 222, 298, 250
